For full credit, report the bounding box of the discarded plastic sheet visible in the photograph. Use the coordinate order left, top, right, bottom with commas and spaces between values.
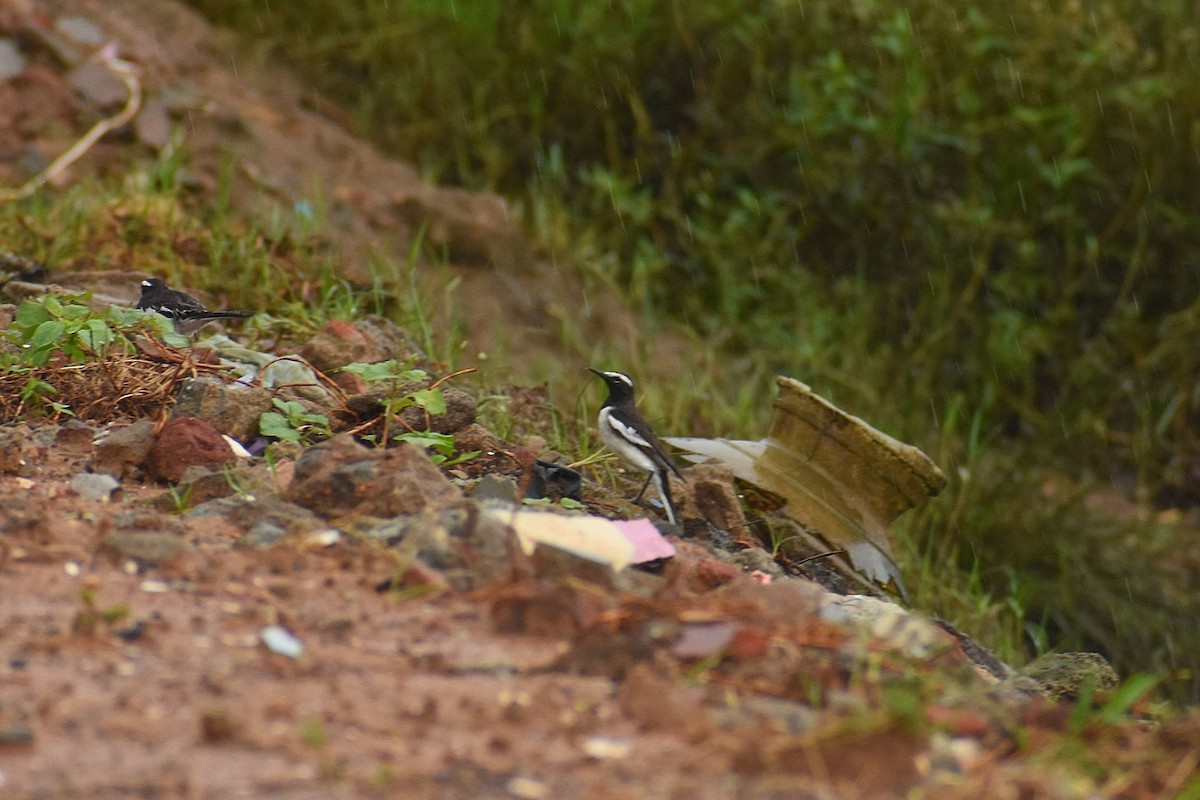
667, 377, 946, 597
611, 518, 676, 563
484, 508, 674, 570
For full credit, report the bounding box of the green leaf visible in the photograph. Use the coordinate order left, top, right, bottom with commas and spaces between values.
394, 431, 451, 452
61, 303, 93, 320
15, 300, 49, 329
260, 411, 302, 443
30, 320, 66, 350
342, 361, 428, 384
409, 388, 446, 415
78, 319, 116, 351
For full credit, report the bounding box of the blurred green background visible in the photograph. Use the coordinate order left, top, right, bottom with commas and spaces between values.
181, 0, 1200, 702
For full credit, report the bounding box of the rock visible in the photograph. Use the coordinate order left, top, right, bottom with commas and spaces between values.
69, 472, 120, 503
134, 96, 172, 149
170, 377, 273, 443
679, 462, 746, 535
0, 424, 36, 475
284, 434, 461, 518
0, 38, 25, 82
820, 594, 954, 659
148, 465, 269, 510
55, 15, 106, 46
729, 546, 785, 581
92, 419, 155, 479
102, 530, 187, 567
1016, 652, 1120, 703
298, 316, 418, 374
186, 494, 326, 548
345, 502, 513, 589
145, 417, 237, 483
471, 474, 518, 504
241, 521, 287, 549
55, 419, 96, 454
68, 61, 128, 108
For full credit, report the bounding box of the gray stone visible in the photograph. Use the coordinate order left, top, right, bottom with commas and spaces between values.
68, 61, 128, 108
70, 472, 121, 503
191, 494, 325, 536
148, 466, 267, 511
55, 16, 106, 46
56, 419, 97, 453
469, 474, 518, 504
0, 38, 25, 82
242, 521, 287, 549
171, 377, 273, 443
92, 419, 155, 479
102, 530, 187, 566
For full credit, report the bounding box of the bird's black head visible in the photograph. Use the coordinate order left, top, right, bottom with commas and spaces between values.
589, 367, 636, 407
140, 277, 167, 297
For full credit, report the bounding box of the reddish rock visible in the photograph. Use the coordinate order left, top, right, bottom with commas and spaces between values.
145, 417, 236, 483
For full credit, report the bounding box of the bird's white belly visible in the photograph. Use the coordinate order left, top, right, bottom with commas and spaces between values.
597, 408, 658, 474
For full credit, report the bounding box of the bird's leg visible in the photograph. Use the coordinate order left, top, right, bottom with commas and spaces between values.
633, 473, 654, 503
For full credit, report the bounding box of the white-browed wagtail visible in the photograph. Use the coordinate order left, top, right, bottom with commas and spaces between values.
137, 278, 252, 335
589, 367, 683, 526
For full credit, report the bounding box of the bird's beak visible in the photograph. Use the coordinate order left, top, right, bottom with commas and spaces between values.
587, 367, 604, 377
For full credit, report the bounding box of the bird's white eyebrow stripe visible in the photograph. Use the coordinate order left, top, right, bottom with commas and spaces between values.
605, 371, 634, 387
141, 280, 152, 287
609, 416, 652, 448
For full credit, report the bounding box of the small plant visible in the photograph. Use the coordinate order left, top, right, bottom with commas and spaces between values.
259, 397, 332, 445
5, 293, 189, 370
342, 360, 479, 466
392, 429, 478, 467
8, 292, 123, 366
165, 482, 194, 514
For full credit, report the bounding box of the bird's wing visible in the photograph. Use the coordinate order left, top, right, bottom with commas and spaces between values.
611, 407, 684, 479
163, 290, 209, 314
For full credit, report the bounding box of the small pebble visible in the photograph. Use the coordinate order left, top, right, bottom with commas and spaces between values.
70, 472, 121, 503
260, 624, 303, 659
0, 38, 25, 82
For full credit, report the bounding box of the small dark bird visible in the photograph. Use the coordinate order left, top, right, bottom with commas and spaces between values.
589, 367, 683, 526
137, 278, 252, 335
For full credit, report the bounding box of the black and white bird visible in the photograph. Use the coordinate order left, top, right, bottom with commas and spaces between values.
137, 278, 253, 335
589, 368, 683, 526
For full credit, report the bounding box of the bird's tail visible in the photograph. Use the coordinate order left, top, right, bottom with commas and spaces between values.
652, 470, 679, 527
202, 310, 253, 319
